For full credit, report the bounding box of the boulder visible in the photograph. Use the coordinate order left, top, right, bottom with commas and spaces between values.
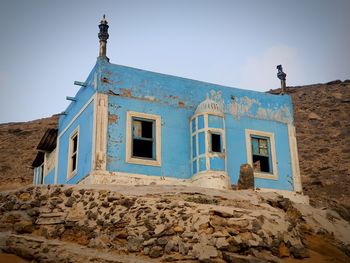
237, 164, 254, 190
192, 243, 218, 261
149, 246, 163, 258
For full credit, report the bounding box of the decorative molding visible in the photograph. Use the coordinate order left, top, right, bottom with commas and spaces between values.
125, 111, 162, 166
245, 129, 278, 180
288, 124, 302, 192
55, 94, 96, 184
190, 113, 226, 176
93, 93, 108, 170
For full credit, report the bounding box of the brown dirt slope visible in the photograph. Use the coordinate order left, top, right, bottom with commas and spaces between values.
0, 116, 58, 189
271, 80, 350, 220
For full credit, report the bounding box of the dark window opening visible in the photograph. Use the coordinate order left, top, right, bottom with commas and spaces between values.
251, 137, 271, 173
73, 135, 78, 152
72, 154, 77, 171
40, 165, 44, 184
253, 155, 270, 173
133, 139, 153, 158
71, 133, 78, 173
132, 118, 154, 159
211, 133, 222, 153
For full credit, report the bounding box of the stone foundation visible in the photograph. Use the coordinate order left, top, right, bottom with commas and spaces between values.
79, 170, 232, 190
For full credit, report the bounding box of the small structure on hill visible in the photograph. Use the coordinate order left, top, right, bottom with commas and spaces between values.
32, 16, 302, 193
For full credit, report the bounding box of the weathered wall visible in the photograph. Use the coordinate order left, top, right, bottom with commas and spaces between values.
43, 169, 55, 184
97, 61, 295, 191
226, 117, 294, 190
55, 60, 101, 184
56, 101, 94, 184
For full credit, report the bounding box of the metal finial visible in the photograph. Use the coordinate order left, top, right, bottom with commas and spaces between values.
98, 15, 109, 58
276, 65, 287, 94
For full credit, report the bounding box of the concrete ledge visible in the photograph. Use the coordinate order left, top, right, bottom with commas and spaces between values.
79, 170, 231, 190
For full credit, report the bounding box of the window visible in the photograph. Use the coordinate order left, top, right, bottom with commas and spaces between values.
211, 133, 222, 153
68, 128, 79, 178
251, 137, 270, 173
245, 129, 278, 180
39, 164, 44, 184
132, 118, 154, 159
126, 111, 161, 166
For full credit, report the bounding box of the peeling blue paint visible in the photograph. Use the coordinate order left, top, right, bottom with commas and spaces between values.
44, 170, 55, 184
210, 157, 225, 171
56, 101, 94, 184
101, 61, 295, 190
34, 57, 297, 191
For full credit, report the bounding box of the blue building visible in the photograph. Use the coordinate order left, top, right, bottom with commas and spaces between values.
32, 16, 302, 193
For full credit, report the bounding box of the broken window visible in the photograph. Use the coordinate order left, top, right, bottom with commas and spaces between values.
132, 118, 154, 159
71, 134, 78, 172
251, 137, 271, 173
211, 133, 222, 153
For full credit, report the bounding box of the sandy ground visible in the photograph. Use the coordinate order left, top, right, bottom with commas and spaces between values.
0, 253, 28, 263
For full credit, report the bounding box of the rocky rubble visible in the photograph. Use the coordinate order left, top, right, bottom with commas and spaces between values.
270, 80, 350, 222
0, 185, 349, 262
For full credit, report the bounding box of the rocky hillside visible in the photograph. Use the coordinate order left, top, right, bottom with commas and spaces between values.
0, 116, 58, 190
271, 80, 350, 221
0, 185, 349, 262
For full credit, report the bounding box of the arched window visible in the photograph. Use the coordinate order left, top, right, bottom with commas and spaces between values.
190, 98, 226, 176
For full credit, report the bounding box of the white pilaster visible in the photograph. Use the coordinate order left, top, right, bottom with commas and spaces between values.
288, 124, 302, 192
93, 93, 108, 170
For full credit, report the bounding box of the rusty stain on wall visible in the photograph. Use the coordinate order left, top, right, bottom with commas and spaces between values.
178, 101, 185, 108
102, 77, 110, 84
108, 90, 120, 96
108, 114, 118, 124
120, 88, 132, 98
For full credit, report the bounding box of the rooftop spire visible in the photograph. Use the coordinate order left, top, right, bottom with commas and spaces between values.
98, 14, 109, 58
277, 65, 287, 95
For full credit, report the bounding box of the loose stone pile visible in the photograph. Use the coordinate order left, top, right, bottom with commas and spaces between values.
0, 185, 347, 262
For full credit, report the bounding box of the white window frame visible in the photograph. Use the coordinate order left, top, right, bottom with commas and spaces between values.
126, 111, 161, 166
245, 129, 278, 180
67, 126, 79, 179
190, 113, 226, 175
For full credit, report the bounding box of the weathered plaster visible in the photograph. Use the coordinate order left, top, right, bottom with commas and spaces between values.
79, 170, 231, 190
38, 57, 301, 193
229, 96, 293, 124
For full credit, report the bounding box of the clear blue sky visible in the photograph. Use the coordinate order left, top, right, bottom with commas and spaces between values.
0, 0, 349, 123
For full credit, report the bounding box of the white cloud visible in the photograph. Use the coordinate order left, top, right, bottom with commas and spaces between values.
238, 45, 302, 91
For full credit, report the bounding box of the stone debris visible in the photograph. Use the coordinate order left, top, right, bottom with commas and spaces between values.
0, 184, 349, 262
237, 164, 255, 190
